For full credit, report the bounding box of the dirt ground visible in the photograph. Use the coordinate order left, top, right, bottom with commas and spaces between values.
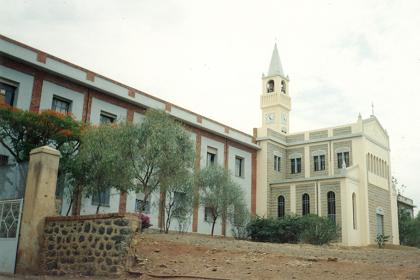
130, 231, 420, 280
2, 231, 420, 280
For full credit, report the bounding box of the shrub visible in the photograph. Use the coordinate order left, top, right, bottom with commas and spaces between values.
298, 215, 339, 245
398, 210, 420, 248
246, 217, 282, 243
375, 234, 389, 248
246, 215, 339, 245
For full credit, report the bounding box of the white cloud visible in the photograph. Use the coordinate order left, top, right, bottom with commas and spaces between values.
1, 0, 419, 213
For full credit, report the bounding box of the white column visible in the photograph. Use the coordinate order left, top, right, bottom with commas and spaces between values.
290, 184, 296, 214
304, 146, 310, 178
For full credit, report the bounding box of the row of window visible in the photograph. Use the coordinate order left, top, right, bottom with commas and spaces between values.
277, 191, 358, 229
266, 79, 286, 94
1, 81, 118, 124
207, 147, 245, 178
272, 151, 350, 173
367, 153, 388, 178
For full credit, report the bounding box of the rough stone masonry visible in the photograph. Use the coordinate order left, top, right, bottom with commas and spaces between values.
42, 214, 140, 275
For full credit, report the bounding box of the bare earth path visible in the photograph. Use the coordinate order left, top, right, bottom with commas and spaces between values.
2, 231, 420, 280
131, 231, 420, 280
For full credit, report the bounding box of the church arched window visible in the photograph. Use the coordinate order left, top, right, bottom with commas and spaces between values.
281, 80, 286, 93
277, 195, 285, 218
302, 193, 310, 215
327, 191, 336, 223
266, 80, 275, 93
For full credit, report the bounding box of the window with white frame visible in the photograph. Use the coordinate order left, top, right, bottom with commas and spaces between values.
327, 191, 336, 223
92, 188, 111, 207
204, 206, 215, 222
100, 111, 117, 124
376, 213, 384, 235
302, 193, 310, 215
289, 153, 302, 174
52, 95, 72, 114
235, 156, 244, 177
0, 81, 17, 106
337, 148, 350, 168
313, 151, 326, 171
174, 191, 186, 206
206, 147, 217, 166
277, 195, 285, 218
274, 155, 281, 172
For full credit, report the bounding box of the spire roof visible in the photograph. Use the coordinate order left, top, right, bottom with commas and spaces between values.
267, 43, 285, 77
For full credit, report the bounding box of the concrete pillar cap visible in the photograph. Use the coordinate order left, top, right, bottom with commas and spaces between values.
30, 145, 61, 157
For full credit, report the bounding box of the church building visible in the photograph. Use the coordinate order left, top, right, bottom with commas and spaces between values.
0, 35, 399, 245
255, 45, 399, 246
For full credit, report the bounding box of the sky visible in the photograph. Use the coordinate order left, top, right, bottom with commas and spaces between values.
1, 0, 419, 213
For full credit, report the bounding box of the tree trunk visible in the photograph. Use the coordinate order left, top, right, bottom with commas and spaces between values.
96, 204, 100, 214
211, 217, 217, 236
66, 198, 73, 216
71, 185, 82, 216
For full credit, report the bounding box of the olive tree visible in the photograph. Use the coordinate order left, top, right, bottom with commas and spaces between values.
66, 123, 135, 214
162, 172, 194, 233
197, 165, 246, 236
126, 109, 195, 220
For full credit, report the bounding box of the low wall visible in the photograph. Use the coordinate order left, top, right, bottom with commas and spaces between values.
42, 213, 140, 275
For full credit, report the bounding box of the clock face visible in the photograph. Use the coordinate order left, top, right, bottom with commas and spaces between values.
265, 113, 275, 124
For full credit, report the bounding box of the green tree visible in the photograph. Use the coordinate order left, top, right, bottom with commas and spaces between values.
0, 105, 82, 163
162, 172, 194, 234
67, 123, 135, 214
399, 209, 420, 247
0, 105, 83, 198
126, 109, 195, 218
197, 165, 246, 236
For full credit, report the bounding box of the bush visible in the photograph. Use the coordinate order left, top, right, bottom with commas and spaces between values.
246, 215, 339, 245
399, 210, 420, 248
375, 234, 389, 248
298, 215, 339, 245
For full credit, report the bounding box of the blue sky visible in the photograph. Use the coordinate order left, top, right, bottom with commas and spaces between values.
1, 0, 419, 213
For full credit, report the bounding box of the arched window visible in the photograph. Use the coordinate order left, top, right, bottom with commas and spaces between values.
266, 80, 275, 93
277, 195, 285, 218
352, 193, 357, 229
327, 191, 336, 223
302, 193, 310, 215
281, 80, 286, 93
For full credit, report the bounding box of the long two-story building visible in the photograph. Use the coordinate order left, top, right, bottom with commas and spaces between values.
0, 35, 399, 244
0, 34, 258, 236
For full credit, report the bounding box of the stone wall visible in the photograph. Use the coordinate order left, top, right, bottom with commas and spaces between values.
367, 184, 392, 243
42, 213, 140, 276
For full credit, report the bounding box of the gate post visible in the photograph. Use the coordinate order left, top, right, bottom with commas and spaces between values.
16, 146, 60, 274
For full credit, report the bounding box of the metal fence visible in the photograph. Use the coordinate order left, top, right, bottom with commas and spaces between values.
0, 163, 27, 200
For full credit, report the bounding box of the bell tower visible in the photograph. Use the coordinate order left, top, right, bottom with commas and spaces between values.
260, 44, 291, 134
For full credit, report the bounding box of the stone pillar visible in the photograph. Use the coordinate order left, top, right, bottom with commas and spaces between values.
16, 146, 60, 273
